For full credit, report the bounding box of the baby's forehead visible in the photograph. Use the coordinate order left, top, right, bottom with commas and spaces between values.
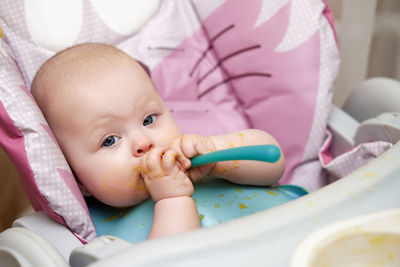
52, 45, 129, 73
32, 44, 151, 109
40, 45, 142, 91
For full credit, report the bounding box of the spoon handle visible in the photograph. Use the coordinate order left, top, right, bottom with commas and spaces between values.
190, 145, 281, 168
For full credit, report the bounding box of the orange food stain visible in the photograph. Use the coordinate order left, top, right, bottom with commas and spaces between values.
102, 182, 115, 194
142, 167, 150, 175
216, 167, 227, 174
156, 169, 164, 179
238, 133, 245, 142
129, 180, 145, 191
127, 181, 135, 189
238, 203, 248, 209
170, 136, 181, 146
360, 172, 376, 178
236, 188, 243, 193
104, 215, 119, 223
199, 214, 205, 222
265, 189, 278, 196
199, 178, 207, 184
368, 235, 385, 245
132, 166, 140, 171
383, 154, 392, 160
102, 183, 108, 191
104, 210, 129, 222
137, 182, 145, 190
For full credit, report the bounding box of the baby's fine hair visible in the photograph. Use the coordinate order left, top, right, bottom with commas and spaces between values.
31, 43, 131, 93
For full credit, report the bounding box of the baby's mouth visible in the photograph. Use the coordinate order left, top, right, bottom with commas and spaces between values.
128, 167, 145, 190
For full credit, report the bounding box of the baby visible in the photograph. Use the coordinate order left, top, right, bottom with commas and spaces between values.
31, 43, 285, 239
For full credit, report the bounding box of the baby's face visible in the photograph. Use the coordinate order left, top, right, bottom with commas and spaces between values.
49, 58, 182, 207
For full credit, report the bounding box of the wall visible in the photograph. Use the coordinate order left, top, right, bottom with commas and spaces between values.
327, 0, 400, 106
0, 147, 32, 232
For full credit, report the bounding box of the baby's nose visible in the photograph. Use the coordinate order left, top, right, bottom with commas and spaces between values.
133, 141, 154, 157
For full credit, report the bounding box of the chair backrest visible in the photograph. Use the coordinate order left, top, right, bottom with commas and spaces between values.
0, 0, 339, 242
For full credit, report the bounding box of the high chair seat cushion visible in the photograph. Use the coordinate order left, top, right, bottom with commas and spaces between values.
0, 0, 339, 242
0, 37, 95, 241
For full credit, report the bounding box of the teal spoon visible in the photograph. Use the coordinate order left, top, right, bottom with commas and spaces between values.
190, 145, 281, 168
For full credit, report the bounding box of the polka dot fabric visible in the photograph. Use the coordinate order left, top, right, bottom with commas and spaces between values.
0, 37, 96, 241
319, 131, 393, 183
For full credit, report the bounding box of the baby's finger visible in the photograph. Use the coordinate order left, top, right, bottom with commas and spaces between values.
145, 146, 168, 172
180, 135, 199, 158
176, 152, 191, 170
161, 149, 179, 170
181, 135, 214, 158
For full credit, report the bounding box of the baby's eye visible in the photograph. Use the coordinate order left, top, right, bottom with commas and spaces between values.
102, 136, 120, 147
143, 114, 157, 126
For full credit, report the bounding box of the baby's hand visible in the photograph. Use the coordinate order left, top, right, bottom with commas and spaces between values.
172, 135, 216, 182
139, 147, 194, 202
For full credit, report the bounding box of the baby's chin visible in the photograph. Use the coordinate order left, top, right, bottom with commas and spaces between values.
93, 183, 151, 208
89, 172, 151, 207
101, 191, 150, 208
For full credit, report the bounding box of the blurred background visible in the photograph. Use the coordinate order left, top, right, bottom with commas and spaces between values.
0, 147, 32, 231
1, 0, 399, 232
327, 0, 400, 105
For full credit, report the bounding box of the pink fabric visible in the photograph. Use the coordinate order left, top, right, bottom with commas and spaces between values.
321, 141, 392, 182
153, 0, 321, 184
0, 36, 95, 241
151, 3, 251, 136
0, 101, 67, 227
42, 122, 89, 217
40, 123, 60, 149
164, 101, 249, 136
57, 169, 91, 218
73, 233, 88, 245
20, 85, 35, 102
319, 130, 334, 165
208, 2, 320, 184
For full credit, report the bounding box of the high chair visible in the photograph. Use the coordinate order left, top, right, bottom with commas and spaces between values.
0, 0, 399, 266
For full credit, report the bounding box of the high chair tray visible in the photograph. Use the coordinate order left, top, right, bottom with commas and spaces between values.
87, 179, 308, 243
89, 142, 400, 267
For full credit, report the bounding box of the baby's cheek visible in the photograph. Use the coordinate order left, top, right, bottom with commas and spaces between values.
92, 166, 150, 207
